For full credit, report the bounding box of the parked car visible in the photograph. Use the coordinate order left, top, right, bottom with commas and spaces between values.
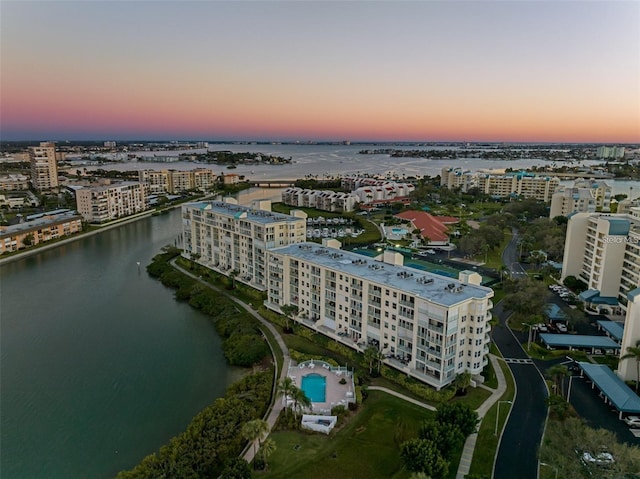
580, 451, 614, 467
623, 416, 640, 428
556, 323, 568, 333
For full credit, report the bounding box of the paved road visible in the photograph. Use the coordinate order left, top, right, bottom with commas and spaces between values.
492, 300, 549, 479
502, 228, 528, 278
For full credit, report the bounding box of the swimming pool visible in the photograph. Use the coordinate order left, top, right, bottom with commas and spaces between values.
301, 373, 327, 403
391, 227, 408, 235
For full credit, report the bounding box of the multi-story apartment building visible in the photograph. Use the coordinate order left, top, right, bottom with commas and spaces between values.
573, 179, 612, 211
440, 167, 475, 192
0, 210, 82, 253
281, 188, 358, 212
0, 174, 29, 191
596, 146, 625, 159
139, 168, 217, 194
182, 200, 307, 290
562, 208, 640, 315
617, 288, 640, 383
476, 171, 560, 202
264, 243, 494, 390
29, 142, 59, 191
550, 188, 597, 218
75, 182, 149, 223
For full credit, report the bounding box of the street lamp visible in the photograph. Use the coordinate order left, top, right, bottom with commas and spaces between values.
539, 461, 558, 479
495, 400, 513, 436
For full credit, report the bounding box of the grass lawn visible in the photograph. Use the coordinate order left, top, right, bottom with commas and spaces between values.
259, 391, 432, 479
468, 358, 516, 478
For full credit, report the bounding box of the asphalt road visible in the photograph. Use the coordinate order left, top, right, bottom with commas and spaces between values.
492, 301, 549, 479
502, 228, 528, 278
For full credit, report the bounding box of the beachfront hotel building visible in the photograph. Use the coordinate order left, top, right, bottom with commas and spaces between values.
264, 243, 494, 390
75, 182, 150, 223
476, 171, 560, 202
29, 142, 59, 191
182, 200, 307, 290
139, 168, 217, 194
562, 208, 640, 316
0, 210, 82, 254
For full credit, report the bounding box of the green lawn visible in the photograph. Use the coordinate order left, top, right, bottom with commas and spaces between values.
259, 391, 432, 479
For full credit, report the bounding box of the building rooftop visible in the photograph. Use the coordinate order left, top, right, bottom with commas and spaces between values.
271, 242, 493, 307
187, 201, 304, 225
0, 210, 81, 236
578, 362, 640, 414
539, 334, 620, 350
596, 320, 625, 342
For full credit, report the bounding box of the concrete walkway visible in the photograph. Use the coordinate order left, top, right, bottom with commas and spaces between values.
170, 259, 290, 465
367, 386, 436, 411
456, 354, 509, 479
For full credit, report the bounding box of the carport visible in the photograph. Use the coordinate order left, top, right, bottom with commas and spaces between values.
578, 362, 640, 419
539, 334, 620, 354
597, 320, 625, 343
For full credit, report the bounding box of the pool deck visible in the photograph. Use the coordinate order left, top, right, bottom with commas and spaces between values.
288, 360, 355, 413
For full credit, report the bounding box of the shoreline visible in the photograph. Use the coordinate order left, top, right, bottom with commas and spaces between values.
0, 210, 155, 266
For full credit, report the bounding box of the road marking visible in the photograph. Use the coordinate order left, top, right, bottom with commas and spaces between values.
630, 429, 640, 438
503, 358, 534, 364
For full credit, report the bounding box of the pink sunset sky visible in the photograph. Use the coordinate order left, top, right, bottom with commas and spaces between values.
1, 1, 639, 143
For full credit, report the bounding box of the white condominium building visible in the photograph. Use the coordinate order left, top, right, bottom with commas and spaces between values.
476, 172, 560, 202
550, 188, 597, 218
281, 188, 358, 212
0, 174, 29, 191
264, 243, 494, 390
139, 168, 217, 194
29, 142, 59, 191
596, 146, 625, 159
562, 208, 640, 314
440, 167, 475, 192
75, 182, 150, 223
550, 179, 612, 218
182, 200, 307, 290
617, 288, 640, 383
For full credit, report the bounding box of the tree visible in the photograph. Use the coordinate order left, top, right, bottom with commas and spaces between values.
228, 269, 238, 289
258, 437, 276, 468
241, 419, 269, 464
22, 233, 34, 247
547, 365, 570, 399
435, 403, 479, 437
364, 345, 378, 375
452, 371, 472, 395
280, 304, 299, 333
292, 387, 311, 419
419, 420, 465, 459
621, 341, 640, 393
220, 458, 252, 479
277, 377, 295, 412
400, 438, 449, 477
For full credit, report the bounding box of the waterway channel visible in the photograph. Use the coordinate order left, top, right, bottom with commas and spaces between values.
1, 208, 235, 478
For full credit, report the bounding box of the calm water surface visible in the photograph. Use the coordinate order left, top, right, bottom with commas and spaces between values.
1, 210, 235, 478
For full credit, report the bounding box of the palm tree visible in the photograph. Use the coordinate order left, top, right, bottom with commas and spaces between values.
375, 349, 385, 374
453, 371, 472, 395
547, 364, 570, 399
280, 304, 299, 333
364, 345, 378, 375
241, 419, 269, 463
259, 437, 277, 468
292, 387, 311, 419
277, 377, 295, 412
621, 341, 640, 392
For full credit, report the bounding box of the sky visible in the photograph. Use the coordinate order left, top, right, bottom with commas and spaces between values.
1, 1, 639, 143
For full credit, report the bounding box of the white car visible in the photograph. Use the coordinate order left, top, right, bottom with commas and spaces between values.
623, 416, 640, 428
581, 451, 614, 467
556, 323, 568, 333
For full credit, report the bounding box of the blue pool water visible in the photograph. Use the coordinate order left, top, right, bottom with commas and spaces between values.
301, 373, 327, 403
391, 227, 408, 235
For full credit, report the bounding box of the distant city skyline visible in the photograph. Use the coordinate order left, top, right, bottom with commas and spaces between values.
1, 1, 639, 143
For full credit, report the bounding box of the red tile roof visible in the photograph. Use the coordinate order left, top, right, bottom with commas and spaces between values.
394, 211, 458, 242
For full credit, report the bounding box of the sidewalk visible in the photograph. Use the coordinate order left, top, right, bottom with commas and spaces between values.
170, 259, 290, 465
456, 354, 509, 479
